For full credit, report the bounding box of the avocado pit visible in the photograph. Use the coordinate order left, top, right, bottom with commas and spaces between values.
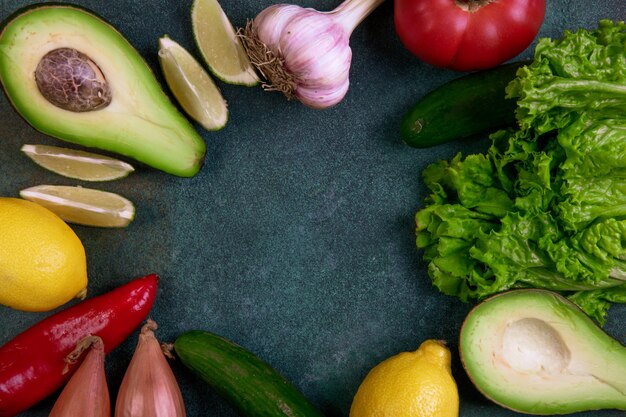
501, 317, 570, 374
35, 48, 112, 112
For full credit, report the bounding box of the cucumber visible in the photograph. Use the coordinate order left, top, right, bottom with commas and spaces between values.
174, 330, 324, 417
401, 62, 527, 148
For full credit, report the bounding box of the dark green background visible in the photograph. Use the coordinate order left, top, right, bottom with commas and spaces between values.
0, 1, 624, 416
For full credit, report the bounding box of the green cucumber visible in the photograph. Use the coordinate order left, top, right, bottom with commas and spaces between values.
174, 330, 324, 417
401, 62, 527, 148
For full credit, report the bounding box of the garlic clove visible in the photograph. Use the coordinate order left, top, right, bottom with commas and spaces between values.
49, 336, 110, 417
254, 4, 302, 48
297, 79, 350, 109
115, 320, 185, 417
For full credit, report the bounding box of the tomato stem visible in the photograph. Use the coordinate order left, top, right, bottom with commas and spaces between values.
455, 0, 496, 12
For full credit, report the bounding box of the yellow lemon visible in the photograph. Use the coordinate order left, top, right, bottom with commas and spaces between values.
0, 198, 88, 311
350, 340, 459, 417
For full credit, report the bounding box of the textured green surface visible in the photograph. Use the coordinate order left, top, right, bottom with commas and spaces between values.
0, 1, 624, 416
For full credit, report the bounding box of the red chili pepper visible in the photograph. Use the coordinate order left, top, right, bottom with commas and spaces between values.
0, 274, 158, 417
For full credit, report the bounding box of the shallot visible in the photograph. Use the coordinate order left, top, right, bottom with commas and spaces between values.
115, 320, 185, 417
49, 336, 110, 417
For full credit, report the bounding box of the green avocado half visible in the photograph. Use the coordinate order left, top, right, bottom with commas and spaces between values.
0, 4, 206, 177
460, 289, 626, 415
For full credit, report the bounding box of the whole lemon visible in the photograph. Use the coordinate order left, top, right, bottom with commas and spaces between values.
350, 340, 459, 417
0, 198, 88, 311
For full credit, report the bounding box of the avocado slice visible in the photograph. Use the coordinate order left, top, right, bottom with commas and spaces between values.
460, 289, 626, 414
0, 5, 205, 177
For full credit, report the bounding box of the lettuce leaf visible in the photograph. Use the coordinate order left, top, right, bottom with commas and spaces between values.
416, 20, 626, 324
507, 20, 626, 134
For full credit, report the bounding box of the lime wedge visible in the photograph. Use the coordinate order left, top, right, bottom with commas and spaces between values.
20, 185, 135, 228
159, 36, 228, 131
21, 144, 135, 181
191, 0, 259, 86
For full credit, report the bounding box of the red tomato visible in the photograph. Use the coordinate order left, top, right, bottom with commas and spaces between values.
395, 0, 546, 71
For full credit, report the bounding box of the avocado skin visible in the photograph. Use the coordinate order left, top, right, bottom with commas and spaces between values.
0, 4, 206, 177
460, 289, 626, 415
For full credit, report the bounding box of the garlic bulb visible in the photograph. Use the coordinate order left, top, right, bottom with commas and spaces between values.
241, 0, 385, 109
115, 320, 185, 417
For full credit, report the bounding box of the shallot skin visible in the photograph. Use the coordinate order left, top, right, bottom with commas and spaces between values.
115, 320, 186, 417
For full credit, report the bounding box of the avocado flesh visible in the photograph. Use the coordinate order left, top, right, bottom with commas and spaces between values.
460, 289, 626, 415
0, 5, 205, 177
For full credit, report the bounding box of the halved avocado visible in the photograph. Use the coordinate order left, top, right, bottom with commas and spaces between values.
0, 5, 205, 177
460, 289, 626, 414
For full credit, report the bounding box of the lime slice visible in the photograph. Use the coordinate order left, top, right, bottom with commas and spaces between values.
159, 36, 228, 131
21, 144, 135, 181
20, 185, 135, 228
191, 0, 259, 86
